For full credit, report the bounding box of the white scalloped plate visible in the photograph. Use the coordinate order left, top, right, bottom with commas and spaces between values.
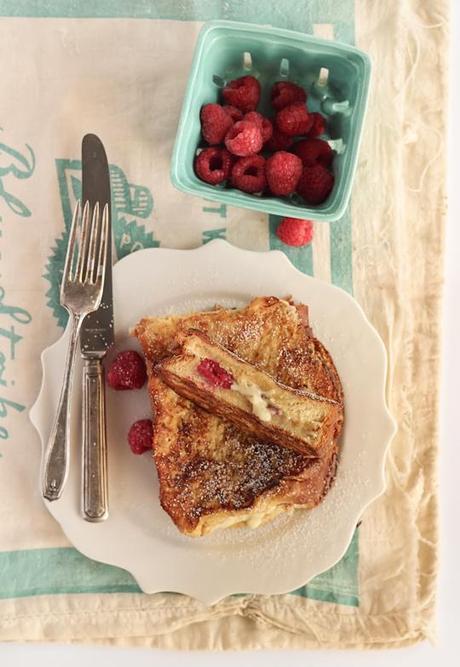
30, 240, 396, 605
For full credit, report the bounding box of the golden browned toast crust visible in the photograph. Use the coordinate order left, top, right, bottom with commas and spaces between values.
157, 331, 340, 457
134, 297, 343, 536
151, 375, 338, 535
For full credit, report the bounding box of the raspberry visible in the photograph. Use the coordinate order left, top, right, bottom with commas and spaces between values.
266, 151, 302, 196
224, 120, 263, 157
275, 217, 314, 247
297, 164, 335, 205
271, 81, 307, 111
265, 127, 294, 152
243, 112, 273, 143
223, 105, 244, 122
128, 419, 153, 455
107, 350, 147, 390
222, 75, 261, 112
197, 358, 234, 389
194, 147, 232, 184
200, 104, 233, 145
231, 155, 266, 193
276, 102, 313, 136
292, 138, 334, 168
307, 112, 326, 137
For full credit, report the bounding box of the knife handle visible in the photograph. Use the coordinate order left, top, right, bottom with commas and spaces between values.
82, 357, 109, 522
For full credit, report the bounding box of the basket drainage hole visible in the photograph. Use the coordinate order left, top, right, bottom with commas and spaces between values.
242, 51, 253, 70
318, 67, 329, 85
212, 74, 226, 88
279, 58, 290, 77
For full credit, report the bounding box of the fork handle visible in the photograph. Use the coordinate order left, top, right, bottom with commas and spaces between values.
42, 313, 83, 501
81, 357, 108, 522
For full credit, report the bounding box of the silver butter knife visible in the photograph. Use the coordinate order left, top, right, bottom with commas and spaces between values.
80, 134, 113, 522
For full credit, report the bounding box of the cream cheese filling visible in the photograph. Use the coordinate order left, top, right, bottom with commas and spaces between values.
231, 379, 272, 422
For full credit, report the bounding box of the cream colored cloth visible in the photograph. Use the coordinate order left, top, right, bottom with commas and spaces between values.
0, 0, 446, 648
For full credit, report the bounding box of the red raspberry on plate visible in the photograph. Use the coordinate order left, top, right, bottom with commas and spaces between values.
107, 350, 147, 390
292, 138, 334, 168
197, 358, 234, 389
224, 120, 263, 157
271, 81, 307, 111
275, 217, 314, 247
231, 155, 266, 193
276, 102, 313, 136
307, 112, 326, 137
297, 164, 334, 204
128, 419, 153, 455
265, 127, 294, 152
222, 75, 261, 112
194, 147, 233, 184
243, 112, 273, 143
223, 105, 244, 122
200, 104, 233, 145
266, 151, 303, 196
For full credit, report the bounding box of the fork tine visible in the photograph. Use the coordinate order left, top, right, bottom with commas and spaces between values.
96, 203, 109, 284
85, 201, 100, 284
60, 200, 80, 293
76, 201, 91, 282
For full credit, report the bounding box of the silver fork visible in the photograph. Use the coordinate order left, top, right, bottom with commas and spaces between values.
42, 200, 109, 502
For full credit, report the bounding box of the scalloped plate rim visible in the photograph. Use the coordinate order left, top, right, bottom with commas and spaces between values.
30, 240, 396, 605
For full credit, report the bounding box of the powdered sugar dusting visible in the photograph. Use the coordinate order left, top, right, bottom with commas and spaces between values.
140, 296, 344, 547
36, 241, 393, 602
157, 294, 245, 317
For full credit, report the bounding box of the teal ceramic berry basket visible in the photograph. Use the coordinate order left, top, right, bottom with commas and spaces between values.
171, 20, 371, 222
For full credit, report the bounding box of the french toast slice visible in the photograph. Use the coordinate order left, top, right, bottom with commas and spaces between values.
134, 297, 343, 537
150, 374, 338, 536
156, 331, 340, 457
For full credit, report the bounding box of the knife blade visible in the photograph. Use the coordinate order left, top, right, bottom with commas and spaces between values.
80, 133, 113, 522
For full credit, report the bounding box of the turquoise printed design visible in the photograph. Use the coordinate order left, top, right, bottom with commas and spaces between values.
0, 535, 359, 604
0, 548, 140, 599
202, 202, 227, 218
330, 209, 353, 294
0, 133, 35, 218
292, 527, 359, 606
0, 0, 347, 26
1, 0, 360, 609
44, 159, 158, 327
203, 228, 226, 243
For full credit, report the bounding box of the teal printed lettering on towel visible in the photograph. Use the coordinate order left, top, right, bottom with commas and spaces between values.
0, 285, 31, 441
0, 286, 32, 325
0, 396, 25, 439
0, 351, 6, 386
0, 133, 35, 217
0, 325, 24, 360
203, 228, 226, 243
0, 396, 25, 418
202, 203, 227, 218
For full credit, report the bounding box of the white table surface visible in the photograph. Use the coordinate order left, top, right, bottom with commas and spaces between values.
2, 7, 460, 666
